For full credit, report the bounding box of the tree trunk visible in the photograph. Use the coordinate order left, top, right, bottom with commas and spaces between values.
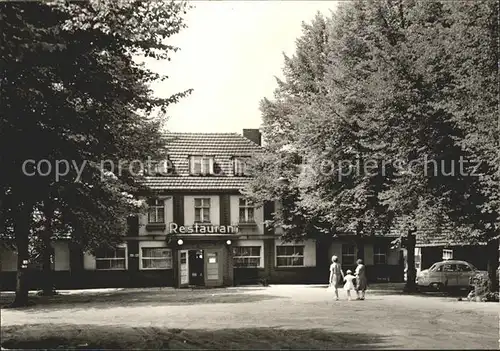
486, 238, 499, 292
404, 231, 417, 292
0, 198, 4, 235
41, 235, 54, 296
11, 202, 31, 307
41, 204, 55, 296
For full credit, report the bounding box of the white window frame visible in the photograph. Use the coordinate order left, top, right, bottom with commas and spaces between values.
342, 244, 356, 265
373, 244, 387, 265
194, 198, 211, 223
140, 247, 173, 270
148, 198, 165, 224
95, 246, 127, 271
442, 249, 453, 260
190, 156, 214, 175
233, 157, 250, 176
233, 246, 262, 268
276, 245, 305, 267
238, 198, 255, 223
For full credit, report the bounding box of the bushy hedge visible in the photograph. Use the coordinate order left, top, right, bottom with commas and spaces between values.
468, 273, 499, 302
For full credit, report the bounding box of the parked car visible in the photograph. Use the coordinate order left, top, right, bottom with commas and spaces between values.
416, 260, 488, 291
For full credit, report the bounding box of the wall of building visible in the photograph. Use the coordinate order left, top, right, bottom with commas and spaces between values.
0, 246, 17, 271
0, 241, 76, 291
233, 238, 322, 285
0, 241, 71, 272
54, 241, 70, 271
328, 238, 403, 283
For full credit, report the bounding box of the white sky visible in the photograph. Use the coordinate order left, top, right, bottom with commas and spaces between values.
147, 0, 338, 133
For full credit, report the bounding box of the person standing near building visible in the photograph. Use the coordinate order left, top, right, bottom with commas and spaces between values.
355, 259, 368, 300
329, 255, 344, 301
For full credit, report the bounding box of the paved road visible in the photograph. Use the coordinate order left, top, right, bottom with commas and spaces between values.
1, 285, 499, 349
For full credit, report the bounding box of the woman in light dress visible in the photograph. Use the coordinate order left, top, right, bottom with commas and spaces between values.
355, 259, 368, 300
329, 255, 344, 301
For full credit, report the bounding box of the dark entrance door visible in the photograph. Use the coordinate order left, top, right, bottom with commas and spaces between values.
189, 250, 204, 286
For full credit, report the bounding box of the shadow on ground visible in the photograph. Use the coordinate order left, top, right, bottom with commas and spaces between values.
1, 324, 388, 350
307, 284, 471, 298
0, 288, 279, 311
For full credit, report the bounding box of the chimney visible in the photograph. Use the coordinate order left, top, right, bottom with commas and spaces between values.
243, 129, 262, 146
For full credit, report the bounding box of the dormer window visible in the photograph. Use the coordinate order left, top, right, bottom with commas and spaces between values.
233, 157, 251, 176
190, 156, 214, 175
145, 159, 172, 176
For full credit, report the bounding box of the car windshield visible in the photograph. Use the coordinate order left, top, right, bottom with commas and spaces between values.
468, 263, 477, 271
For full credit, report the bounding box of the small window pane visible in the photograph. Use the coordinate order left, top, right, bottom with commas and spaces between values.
247, 208, 254, 221
110, 260, 125, 269
202, 210, 210, 222
203, 158, 210, 172
143, 259, 169, 269
239, 208, 246, 222
157, 210, 165, 223
116, 248, 125, 258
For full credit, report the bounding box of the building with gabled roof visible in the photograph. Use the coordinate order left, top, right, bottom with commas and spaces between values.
1, 128, 412, 290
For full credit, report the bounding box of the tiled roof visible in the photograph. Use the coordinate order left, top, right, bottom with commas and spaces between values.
415, 230, 486, 247
337, 228, 483, 246
140, 176, 252, 191
165, 133, 262, 176
140, 132, 262, 191
388, 226, 486, 247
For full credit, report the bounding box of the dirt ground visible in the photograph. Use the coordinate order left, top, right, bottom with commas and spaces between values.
1, 285, 499, 349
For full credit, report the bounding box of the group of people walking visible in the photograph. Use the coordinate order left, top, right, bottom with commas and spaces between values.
329, 256, 367, 301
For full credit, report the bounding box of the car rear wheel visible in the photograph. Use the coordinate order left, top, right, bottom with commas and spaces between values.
430, 282, 444, 291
